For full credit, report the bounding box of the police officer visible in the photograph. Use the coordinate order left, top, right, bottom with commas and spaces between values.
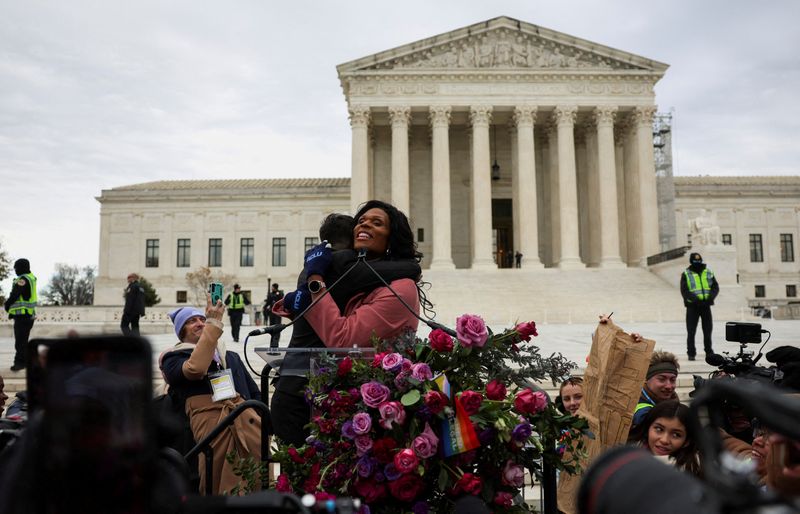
3, 258, 37, 372
680, 252, 719, 360
224, 284, 250, 342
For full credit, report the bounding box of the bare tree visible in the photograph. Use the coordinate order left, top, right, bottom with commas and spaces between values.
41, 264, 96, 305
185, 266, 235, 304
0, 239, 11, 300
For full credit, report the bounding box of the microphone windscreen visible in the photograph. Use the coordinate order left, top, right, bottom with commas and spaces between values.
705, 353, 726, 366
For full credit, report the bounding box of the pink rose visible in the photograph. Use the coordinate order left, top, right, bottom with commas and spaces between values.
485, 379, 507, 401
382, 353, 404, 372
502, 460, 525, 487
355, 435, 373, 456
459, 390, 483, 415
429, 329, 454, 352
378, 401, 407, 429
361, 381, 391, 408
516, 321, 538, 341
456, 314, 488, 348
352, 412, 372, 435
424, 390, 449, 414
514, 388, 548, 415
412, 423, 439, 459
411, 363, 433, 381
401, 358, 413, 373
393, 448, 419, 474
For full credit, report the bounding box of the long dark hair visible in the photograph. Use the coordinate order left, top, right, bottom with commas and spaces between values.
353, 200, 422, 262
636, 400, 701, 476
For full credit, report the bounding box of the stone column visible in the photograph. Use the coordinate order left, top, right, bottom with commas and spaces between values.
634, 106, 660, 265
554, 105, 583, 269
514, 105, 543, 267
595, 106, 626, 267
428, 106, 455, 270
547, 124, 560, 265
349, 105, 371, 214
469, 105, 496, 269
615, 122, 629, 264
389, 106, 411, 215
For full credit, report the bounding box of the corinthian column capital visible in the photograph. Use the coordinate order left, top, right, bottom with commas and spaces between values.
469, 105, 493, 127
632, 106, 657, 126
388, 105, 411, 128
429, 105, 452, 128
554, 105, 578, 126
348, 105, 371, 128
513, 105, 538, 127
593, 105, 618, 126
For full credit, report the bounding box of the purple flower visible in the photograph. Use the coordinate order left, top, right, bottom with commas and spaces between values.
355, 435, 373, 456
357, 455, 376, 478
360, 381, 391, 408
381, 353, 404, 372
341, 420, 356, 439
415, 404, 433, 422
410, 363, 433, 381
478, 427, 497, 445
412, 501, 430, 514
383, 462, 402, 481
394, 372, 411, 391
352, 412, 372, 435
412, 422, 438, 459
374, 471, 386, 483
512, 422, 533, 442
455, 313, 489, 348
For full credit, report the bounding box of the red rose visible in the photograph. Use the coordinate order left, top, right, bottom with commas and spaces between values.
288, 447, 305, 464
453, 473, 482, 496
393, 448, 419, 474
276, 474, 293, 493
303, 446, 317, 459
337, 357, 353, 377
493, 491, 514, 507
514, 388, 548, 415
485, 379, 507, 401
428, 329, 454, 352
516, 321, 538, 341
388, 473, 426, 502
373, 437, 399, 464
372, 351, 388, 368
424, 390, 449, 414
459, 390, 483, 415
354, 478, 387, 503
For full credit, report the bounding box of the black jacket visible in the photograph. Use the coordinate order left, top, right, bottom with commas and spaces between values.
680, 263, 719, 307
123, 281, 146, 316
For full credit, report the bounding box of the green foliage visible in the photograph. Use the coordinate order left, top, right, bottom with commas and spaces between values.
41, 263, 96, 305
223, 452, 267, 496
138, 276, 160, 307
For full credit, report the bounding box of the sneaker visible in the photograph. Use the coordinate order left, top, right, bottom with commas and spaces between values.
10, 364, 25, 372
687, 355, 696, 361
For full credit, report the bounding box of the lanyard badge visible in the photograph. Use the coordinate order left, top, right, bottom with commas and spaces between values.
209, 368, 236, 402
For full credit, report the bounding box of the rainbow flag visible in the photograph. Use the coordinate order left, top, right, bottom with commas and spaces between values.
434, 374, 480, 457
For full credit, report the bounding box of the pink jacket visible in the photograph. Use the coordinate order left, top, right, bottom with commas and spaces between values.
298, 278, 420, 348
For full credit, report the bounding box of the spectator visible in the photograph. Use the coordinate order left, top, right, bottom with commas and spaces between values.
120, 273, 145, 337
558, 377, 584, 415
263, 283, 284, 347
630, 350, 679, 433
634, 400, 701, 476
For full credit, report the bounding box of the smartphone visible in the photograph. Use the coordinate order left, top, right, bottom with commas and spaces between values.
27, 336, 156, 512
209, 282, 224, 305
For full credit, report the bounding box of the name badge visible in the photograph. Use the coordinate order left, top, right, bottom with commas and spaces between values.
209, 369, 236, 402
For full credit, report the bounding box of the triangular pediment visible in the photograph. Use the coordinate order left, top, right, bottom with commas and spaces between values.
338, 16, 668, 74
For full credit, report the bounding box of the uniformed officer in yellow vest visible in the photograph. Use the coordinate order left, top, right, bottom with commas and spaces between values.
224, 283, 250, 343
3, 258, 37, 372
680, 252, 719, 361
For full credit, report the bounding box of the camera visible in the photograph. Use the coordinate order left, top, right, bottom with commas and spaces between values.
695, 322, 782, 388
725, 321, 763, 345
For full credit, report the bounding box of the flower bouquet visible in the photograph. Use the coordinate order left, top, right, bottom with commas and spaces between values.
273, 315, 588, 513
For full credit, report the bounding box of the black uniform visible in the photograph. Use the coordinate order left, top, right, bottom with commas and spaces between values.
264, 288, 284, 347
224, 290, 250, 342
4, 260, 35, 371
121, 279, 146, 336
680, 259, 719, 358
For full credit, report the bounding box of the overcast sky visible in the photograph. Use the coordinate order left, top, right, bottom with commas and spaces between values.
1, 0, 799, 292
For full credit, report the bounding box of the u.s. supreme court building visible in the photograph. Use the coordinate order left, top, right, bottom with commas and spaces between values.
94, 17, 800, 323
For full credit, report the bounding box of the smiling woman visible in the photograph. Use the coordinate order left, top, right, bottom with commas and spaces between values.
635, 400, 701, 476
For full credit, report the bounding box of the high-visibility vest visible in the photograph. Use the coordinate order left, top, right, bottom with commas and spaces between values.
684, 268, 714, 301
227, 293, 245, 310
9, 273, 37, 316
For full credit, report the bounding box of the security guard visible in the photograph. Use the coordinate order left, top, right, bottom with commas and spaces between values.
224, 284, 250, 342
4, 258, 37, 372
680, 252, 719, 360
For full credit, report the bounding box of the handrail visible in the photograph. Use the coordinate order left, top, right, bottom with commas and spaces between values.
184, 399, 270, 493
647, 245, 691, 266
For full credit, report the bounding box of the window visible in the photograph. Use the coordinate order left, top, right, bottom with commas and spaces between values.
240, 238, 254, 267
145, 239, 159, 267
272, 237, 286, 267
780, 233, 794, 262
686, 233, 691, 245
176, 291, 187, 303
749, 234, 763, 262
304, 237, 319, 252
754, 285, 766, 298
208, 238, 222, 267
177, 239, 191, 267
722, 234, 732, 246
417, 228, 425, 243
787, 285, 797, 298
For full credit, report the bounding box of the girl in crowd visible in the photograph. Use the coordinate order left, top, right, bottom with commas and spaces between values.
160, 299, 262, 495
634, 400, 701, 476
558, 377, 584, 415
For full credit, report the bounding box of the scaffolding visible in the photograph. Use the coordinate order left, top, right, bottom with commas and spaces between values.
653, 111, 677, 251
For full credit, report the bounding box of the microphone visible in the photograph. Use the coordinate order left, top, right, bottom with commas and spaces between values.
705, 353, 726, 366
248, 324, 287, 337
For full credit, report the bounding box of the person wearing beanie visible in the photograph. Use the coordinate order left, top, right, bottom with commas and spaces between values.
680, 252, 719, 360
3, 258, 37, 372
159, 297, 262, 495
629, 350, 680, 435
